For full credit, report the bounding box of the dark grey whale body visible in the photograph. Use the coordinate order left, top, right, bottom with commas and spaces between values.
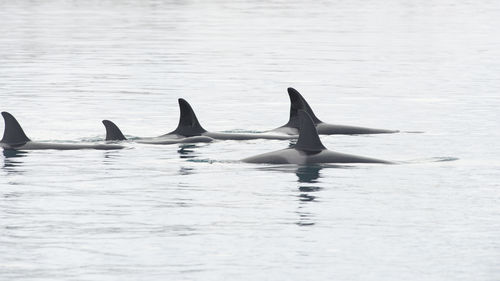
162, 99, 294, 141
271, 88, 399, 135
1, 112, 124, 150
243, 110, 392, 164
102, 120, 214, 144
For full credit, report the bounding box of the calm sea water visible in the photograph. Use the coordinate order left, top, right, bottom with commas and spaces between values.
1, 0, 500, 280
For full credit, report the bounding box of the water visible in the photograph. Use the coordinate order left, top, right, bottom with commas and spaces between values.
1, 0, 500, 280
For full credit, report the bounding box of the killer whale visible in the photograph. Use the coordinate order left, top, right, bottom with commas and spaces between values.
242, 110, 392, 164
1, 112, 124, 150
102, 120, 214, 144
161, 99, 294, 141
271, 88, 399, 135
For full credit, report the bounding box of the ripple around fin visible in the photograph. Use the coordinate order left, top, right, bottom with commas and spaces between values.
403, 157, 460, 164
251, 164, 356, 172
432, 157, 460, 162
185, 159, 244, 164
75, 136, 137, 143
80, 136, 121, 142
221, 129, 265, 134
186, 158, 216, 163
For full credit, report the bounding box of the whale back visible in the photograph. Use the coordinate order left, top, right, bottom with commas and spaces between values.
102, 120, 127, 141
169, 98, 207, 137
294, 110, 326, 152
1, 112, 31, 146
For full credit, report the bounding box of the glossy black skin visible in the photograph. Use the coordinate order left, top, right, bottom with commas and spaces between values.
1, 112, 124, 151
270, 87, 399, 135
102, 120, 213, 144
243, 110, 392, 164
1, 141, 124, 150
163, 98, 294, 141
243, 148, 392, 164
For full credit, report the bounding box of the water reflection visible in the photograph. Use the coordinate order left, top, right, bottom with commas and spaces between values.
177, 144, 197, 159
2, 149, 28, 174
178, 166, 194, 176
102, 150, 123, 165
296, 165, 322, 184
295, 165, 323, 227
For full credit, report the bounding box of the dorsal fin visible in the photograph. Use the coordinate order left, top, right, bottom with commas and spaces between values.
294, 110, 326, 152
1, 112, 31, 145
102, 120, 127, 141
284, 88, 322, 129
169, 98, 207, 137
282, 87, 305, 129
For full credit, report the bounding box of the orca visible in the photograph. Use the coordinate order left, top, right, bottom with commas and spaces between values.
242, 110, 392, 164
1, 112, 124, 150
271, 88, 399, 135
102, 120, 214, 144
161, 98, 294, 140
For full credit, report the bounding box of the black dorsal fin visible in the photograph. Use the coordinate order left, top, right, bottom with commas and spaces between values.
294, 110, 326, 152
284, 88, 322, 129
1, 112, 31, 145
102, 120, 127, 141
282, 87, 305, 129
169, 98, 207, 137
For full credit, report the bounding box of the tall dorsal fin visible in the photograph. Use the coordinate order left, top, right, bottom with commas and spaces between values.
294, 110, 326, 152
169, 98, 207, 137
282, 87, 305, 129
102, 120, 127, 141
1, 112, 31, 145
284, 88, 322, 129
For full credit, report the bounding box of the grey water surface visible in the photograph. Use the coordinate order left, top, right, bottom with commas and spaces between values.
1, 0, 500, 280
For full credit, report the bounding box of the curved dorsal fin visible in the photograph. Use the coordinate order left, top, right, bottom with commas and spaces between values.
1, 112, 31, 145
282, 87, 304, 129
284, 88, 322, 129
169, 98, 207, 137
294, 110, 326, 152
102, 120, 127, 141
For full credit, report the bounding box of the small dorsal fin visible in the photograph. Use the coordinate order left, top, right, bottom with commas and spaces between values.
1, 112, 31, 145
284, 88, 322, 129
102, 120, 127, 141
169, 98, 207, 137
294, 110, 326, 152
